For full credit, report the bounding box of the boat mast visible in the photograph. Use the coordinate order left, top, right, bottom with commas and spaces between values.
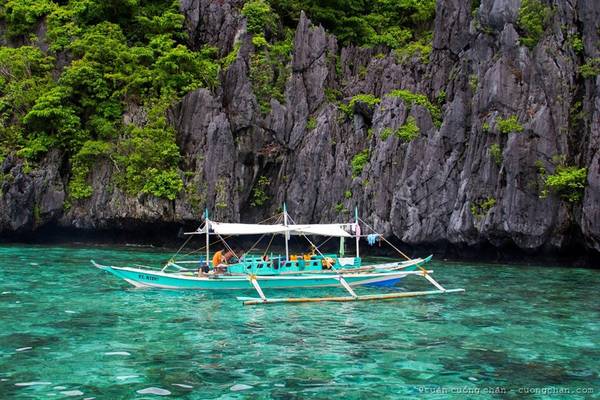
355, 206, 360, 258
283, 203, 289, 260
205, 208, 210, 266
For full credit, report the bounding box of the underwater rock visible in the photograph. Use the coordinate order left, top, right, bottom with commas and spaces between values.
136, 387, 172, 396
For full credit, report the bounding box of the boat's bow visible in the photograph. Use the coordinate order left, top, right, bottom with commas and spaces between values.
91, 260, 152, 288
91, 260, 112, 272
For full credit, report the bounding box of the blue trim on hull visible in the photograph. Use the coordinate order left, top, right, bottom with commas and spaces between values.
365, 277, 402, 287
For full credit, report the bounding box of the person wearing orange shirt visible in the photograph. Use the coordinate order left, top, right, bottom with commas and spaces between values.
211, 249, 227, 274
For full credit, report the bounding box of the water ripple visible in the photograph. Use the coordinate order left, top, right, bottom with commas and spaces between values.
1, 245, 599, 399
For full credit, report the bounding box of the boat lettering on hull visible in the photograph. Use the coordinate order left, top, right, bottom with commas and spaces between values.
138, 274, 158, 281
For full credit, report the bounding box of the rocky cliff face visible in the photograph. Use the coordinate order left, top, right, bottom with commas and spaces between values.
1, 0, 599, 262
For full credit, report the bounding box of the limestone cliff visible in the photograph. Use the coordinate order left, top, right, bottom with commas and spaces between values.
1, 0, 599, 262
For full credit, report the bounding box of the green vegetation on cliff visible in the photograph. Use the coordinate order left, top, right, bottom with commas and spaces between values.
241, 0, 293, 114
395, 116, 420, 142
1, 0, 55, 39
541, 166, 588, 203
351, 149, 370, 177
242, 0, 277, 35
269, 0, 435, 49
249, 32, 293, 114
69, 140, 110, 199
339, 94, 381, 118
0, 0, 220, 201
579, 58, 600, 78
250, 175, 271, 207
0, 0, 438, 203
496, 115, 524, 134
388, 89, 441, 127
0, 46, 54, 159
517, 0, 552, 49
470, 197, 496, 220
489, 143, 502, 166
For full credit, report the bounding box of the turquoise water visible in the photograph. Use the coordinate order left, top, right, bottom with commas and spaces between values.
0, 245, 599, 399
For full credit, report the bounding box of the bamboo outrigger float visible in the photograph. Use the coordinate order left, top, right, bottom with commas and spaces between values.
93, 205, 465, 305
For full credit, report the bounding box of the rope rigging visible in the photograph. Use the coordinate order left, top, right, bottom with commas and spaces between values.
171, 212, 283, 261
166, 208, 412, 270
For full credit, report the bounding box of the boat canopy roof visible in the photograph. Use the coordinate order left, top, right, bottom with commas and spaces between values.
188, 222, 353, 237
291, 224, 352, 237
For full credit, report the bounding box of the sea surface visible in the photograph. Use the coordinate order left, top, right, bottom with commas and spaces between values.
0, 245, 599, 399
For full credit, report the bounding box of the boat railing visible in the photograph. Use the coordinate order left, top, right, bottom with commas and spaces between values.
223, 254, 363, 275
169, 253, 362, 275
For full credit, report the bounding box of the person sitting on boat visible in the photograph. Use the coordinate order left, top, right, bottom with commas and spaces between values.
212, 249, 228, 274
229, 249, 244, 263
322, 257, 335, 269
197, 259, 210, 276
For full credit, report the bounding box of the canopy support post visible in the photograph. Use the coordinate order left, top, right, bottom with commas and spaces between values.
354, 206, 360, 258
205, 209, 210, 268
283, 203, 289, 261
249, 275, 266, 301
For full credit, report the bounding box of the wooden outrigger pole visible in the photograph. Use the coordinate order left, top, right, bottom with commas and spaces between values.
236, 268, 465, 306
239, 289, 465, 305
234, 206, 465, 305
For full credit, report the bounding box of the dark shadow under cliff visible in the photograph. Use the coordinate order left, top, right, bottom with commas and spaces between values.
2, 224, 597, 268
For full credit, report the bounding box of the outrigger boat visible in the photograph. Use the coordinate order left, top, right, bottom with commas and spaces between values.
93, 206, 465, 305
